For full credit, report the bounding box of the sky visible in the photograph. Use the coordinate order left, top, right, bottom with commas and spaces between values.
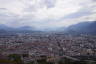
0, 0, 96, 30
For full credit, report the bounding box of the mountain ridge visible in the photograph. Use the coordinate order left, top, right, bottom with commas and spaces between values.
65, 21, 96, 35
0, 21, 96, 34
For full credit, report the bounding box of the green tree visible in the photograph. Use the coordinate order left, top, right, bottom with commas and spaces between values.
8, 54, 23, 64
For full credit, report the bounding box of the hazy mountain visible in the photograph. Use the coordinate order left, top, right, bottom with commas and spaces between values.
0, 25, 34, 33
0, 24, 13, 30
0, 21, 96, 35
65, 21, 96, 35
15, 26, 35, 31
0, 24, 34, 30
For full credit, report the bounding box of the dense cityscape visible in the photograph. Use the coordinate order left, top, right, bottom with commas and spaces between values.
0, 32, 96, 64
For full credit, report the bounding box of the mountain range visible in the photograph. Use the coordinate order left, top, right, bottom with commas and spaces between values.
65, 21, 96, 35
0, 21, 96, 34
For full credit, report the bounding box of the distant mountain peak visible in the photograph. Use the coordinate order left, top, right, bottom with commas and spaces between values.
65, 21, 96, 35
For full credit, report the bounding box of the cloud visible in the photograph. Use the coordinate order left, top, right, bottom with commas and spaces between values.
0, 0, 96, 29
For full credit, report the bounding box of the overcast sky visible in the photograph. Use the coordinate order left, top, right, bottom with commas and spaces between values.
0, 0, 96, 29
